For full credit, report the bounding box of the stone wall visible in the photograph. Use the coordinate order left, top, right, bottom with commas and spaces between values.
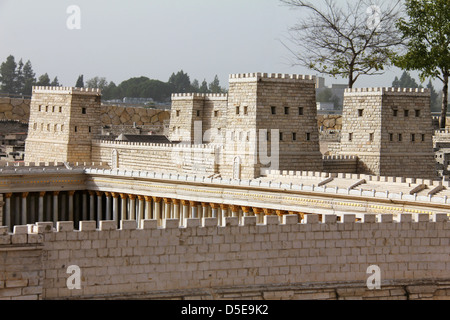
0, 213, 449, 300
100, 105, 170, 127
0, 98, 30, 123
91, 140, 218, 175
0, 97, 169, 127
318, 115, 342, 131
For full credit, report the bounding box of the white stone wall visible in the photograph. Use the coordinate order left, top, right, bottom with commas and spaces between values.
0, 214, 449, 300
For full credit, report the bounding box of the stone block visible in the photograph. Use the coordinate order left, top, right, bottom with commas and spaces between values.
57, 221, 74, 232
99, 221, 117, 231
305, 214, 319, 224
282, 214, 298, 225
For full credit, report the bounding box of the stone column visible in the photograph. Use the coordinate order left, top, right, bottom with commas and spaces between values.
38, 192, 45, 222
201, 203, 209, 219
68, 191, 75, 222
105, 192, 112, 220
181, 200, 190, 226
263, 208, 274, 217
153, 197, 162, 225
52, 191, 59, 226
4, 193, 12, 231
276, 210, 287, 222
172, 199, 180, 220
163, 198, 172, 220
144, 196, 152, 220
82, 192, 88, 221
253, 207, 263, 224
112, 193, 120, 226
231, 205, 240, 218
20, 192, 28, 225
96, 191, 103, 223
14, 195, 20, 226
129, 194, 136, 221
210, 203, 219, 219
241, 206, 251, 217
138, 195, 145, 228
220, 204, 228, 226
89, 191, 96, 221
120, 193, 128, 220
190, 201, 198, 218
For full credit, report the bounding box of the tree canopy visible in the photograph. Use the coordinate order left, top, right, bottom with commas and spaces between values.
393, 0, 450, 128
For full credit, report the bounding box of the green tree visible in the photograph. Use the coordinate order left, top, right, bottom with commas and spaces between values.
393, 0, 450, 128
15, 59, 24, 94
199, 79, 209, 93
191, 79, 200, 92
392, 71, 421, 88
209, 75, 223, 93
75, 75, 84, 88
22, 60, 35, 96
280, 0, 404, 88
168, 70, 191, 93
50, 76, 60, 87
427, 80, 440, 112
36, 73, 51, 86
0, 55, 18, 93
86, 76, 108, 90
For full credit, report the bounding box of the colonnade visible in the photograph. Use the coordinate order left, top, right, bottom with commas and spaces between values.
1, 190, 305, 231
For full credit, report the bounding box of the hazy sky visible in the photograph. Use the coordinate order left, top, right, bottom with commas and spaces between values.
0, 0, 428, 89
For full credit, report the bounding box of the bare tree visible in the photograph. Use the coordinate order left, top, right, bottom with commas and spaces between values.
280, 0, 404, 88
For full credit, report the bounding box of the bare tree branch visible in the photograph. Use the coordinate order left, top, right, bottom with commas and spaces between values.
280, 0, 404, 88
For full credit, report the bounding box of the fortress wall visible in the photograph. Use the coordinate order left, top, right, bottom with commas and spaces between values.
0, 214, 449, 300
91, 140, 218, 176
0, 97, 169, 127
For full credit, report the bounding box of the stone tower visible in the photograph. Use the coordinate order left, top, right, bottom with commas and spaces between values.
25, 86, 102, 164
168, 93, 228, 143
338, 87, 436, 179
224, 73, 323, 179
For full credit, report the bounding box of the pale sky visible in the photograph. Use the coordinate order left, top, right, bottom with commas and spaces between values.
0, 0, 430, 90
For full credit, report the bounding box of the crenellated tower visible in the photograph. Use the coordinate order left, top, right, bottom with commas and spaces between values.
25, 86, 102, 163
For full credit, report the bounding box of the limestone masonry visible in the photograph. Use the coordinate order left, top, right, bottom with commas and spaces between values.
0, 72, 448, 300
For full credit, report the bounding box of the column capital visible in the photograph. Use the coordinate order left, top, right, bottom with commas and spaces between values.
5, 193, 13, 199
163, 198, 172, 204
38, 191, 46, 197
210, 203, 219, 209
220, 204, 228, 210
120, 193, 128, 200
201, 202, 210, 208
241, 206, 251, 213
111, 192, 120, 199
181, 199, 190, 206
128, 194, 137, 200
152, 196, 162, 203
53, 191, 60, 196
253, 207, 263, 214
21, 192, 29, 198
231, 205, 240, 213
276, 210, 287, 216
144, 196, 152, 202
263, 208, 275, 215
67, 191, 76, 196
88, 191, 96, 196
104, 192, 111, 197
172, 198, 180, 205
189, 201, 197, 207
96, 191, 103, 197
138, 195, 145, 201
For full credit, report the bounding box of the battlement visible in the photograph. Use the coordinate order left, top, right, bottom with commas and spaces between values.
229, 73, 316, 83
344, 87, 430, 95
1, 210, 448, 240
171, 93, 228, 100
92, 139, 216, 149
32, 86, 101, 95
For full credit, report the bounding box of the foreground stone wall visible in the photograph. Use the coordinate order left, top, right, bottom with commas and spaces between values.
0, 213, 449, 300
318, 115, 342, 131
